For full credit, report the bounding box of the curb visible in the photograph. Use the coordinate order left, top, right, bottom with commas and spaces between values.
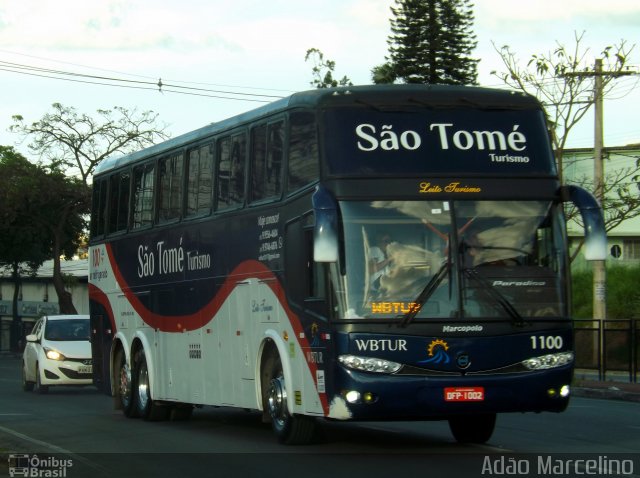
572, 385, 640, 403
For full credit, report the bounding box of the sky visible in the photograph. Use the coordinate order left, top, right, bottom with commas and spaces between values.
0, 0, 638, 157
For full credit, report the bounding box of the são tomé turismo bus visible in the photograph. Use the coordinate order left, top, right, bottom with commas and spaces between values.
88, 85, 606, 445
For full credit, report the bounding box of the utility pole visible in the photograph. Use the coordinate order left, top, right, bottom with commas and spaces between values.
563, 59, 636, 377
592, 58, 606, 324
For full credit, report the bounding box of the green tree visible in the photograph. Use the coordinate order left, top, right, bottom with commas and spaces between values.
0, 146, 91, 330
10, 103, 169, 186
0, 147, 52, 351
305, 48, 353, 89
8, 104, 167, 316
374, 0, 479, 85
35, 168, 91, 315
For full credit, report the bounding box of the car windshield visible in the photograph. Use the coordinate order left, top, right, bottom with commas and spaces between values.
333, 200, 567, 321
44, 319, 90, 341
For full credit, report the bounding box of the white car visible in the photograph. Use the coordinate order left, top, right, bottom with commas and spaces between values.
22, 314, 93, 393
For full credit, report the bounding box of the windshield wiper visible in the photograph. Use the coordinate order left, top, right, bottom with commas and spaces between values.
398, 259, 450, 328
463, 268, 525, 326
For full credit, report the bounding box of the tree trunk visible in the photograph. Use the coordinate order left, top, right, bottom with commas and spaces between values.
10, 261, 23, 353
52, 230, 78, 315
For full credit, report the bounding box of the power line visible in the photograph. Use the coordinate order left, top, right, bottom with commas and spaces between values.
0, 48, 293, 94
0, 58, 287, 103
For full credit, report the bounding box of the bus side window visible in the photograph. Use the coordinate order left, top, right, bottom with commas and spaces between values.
158, 153, 184, 223
107, 171, 131, 234
306, 226, 327, 300
131, 162, 155, 230
251, 120, 284, 204
186, 143, 213, 217
90, 178, 108, 237
288, 111, 318, 194
216, 133, 246, 210
285, 214, 326, 305
267, 121, 284, 197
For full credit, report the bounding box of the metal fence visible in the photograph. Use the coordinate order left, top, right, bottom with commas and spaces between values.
574, 319, 639, 383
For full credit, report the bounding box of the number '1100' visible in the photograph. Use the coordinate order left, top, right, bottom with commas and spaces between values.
530, 335, 563, 350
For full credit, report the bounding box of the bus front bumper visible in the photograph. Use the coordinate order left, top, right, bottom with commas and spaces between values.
329, 366, 572, 420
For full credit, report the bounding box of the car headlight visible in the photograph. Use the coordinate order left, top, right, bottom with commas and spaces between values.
44, 348, 66, 361
522, 351, 574, 370
338, 354, 401, 374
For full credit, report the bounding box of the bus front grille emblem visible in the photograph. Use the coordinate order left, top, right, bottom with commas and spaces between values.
456, 352, 471, 370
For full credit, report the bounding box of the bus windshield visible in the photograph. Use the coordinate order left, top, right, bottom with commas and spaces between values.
336, 200, 567, 321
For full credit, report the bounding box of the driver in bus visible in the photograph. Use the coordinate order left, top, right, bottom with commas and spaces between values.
369, 233, 394, 294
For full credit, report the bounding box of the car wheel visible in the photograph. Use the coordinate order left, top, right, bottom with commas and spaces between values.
22, 361, 34, 392
34, 364, 49, 395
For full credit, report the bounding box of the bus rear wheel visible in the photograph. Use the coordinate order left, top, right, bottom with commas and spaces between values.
133, 349, 169, 421
448, 413, 496, 444
265, 354, 316, 445
115, 349, 136, 418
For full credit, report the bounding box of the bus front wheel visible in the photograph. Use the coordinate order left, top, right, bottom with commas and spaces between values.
265, 354, 316, 445
448, 413, 496, 444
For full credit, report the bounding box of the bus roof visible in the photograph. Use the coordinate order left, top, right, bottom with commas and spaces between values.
94, 85, 539, 176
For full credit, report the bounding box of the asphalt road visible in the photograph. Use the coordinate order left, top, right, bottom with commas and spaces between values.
1, 356, 639, 478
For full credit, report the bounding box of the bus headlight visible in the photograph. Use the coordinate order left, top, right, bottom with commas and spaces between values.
338, 355, 401, 374
522, 351, 574, 370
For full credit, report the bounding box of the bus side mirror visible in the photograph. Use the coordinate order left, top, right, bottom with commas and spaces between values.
312, 185, 339, 263
560, 185, 607, 261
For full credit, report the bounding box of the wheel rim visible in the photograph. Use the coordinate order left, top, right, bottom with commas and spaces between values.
119, 361, 132, 407
137, 361, 150, 411
267, 375, 288, 427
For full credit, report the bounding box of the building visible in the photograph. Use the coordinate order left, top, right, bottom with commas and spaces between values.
0, 259, 88, 352
564, 144, 640, 270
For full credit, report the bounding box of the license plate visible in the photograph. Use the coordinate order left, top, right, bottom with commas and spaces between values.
78, 365, 92, 374
444, 387, 484, 402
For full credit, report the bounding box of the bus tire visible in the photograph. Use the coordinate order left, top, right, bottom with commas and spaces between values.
448, 413, 496, 444
133, 348, 169, 421
115, 348, 137, 418
265, 354, 316, 445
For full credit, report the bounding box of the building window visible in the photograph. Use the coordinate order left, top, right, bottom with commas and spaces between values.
623, 239, 640, 259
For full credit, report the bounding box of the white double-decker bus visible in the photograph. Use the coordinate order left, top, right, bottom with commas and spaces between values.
89, 85, 605, 444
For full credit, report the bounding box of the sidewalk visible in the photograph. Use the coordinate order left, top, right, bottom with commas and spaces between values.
572, 379, 640, 403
